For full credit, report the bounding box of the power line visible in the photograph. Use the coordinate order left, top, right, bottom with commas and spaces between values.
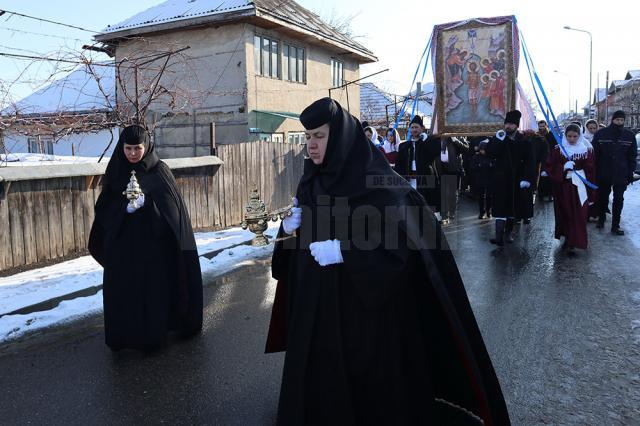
0, 52, 114, 67
0, 26, 89, 42
0, 9, 101, 33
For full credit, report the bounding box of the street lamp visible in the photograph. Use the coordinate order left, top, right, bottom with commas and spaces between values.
554, 70, 571, 115
564, 26, 593, 117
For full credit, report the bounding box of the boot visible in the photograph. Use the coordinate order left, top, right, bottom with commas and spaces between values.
478, 198, 485, 219
490, 220, 505, 246
504, 218, 515, 243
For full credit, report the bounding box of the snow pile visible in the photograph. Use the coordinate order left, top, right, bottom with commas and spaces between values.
0, 292, 103, 342
0, 221, 281, 344
0, 153, 107, 166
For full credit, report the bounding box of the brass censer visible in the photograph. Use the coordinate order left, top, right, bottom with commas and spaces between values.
241, 187, 293, 246
123, 171, 143, 210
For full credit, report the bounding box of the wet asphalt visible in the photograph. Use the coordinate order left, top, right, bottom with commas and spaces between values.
1, 186, 639, 425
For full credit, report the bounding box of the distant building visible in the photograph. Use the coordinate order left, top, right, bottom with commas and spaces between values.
0, 64, 117, 158
94, 0, 377, 157
593, 70, 640, 129
360, 82, 433, 131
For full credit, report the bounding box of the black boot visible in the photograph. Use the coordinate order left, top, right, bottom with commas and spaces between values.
504, 218, 515, 243
490, 220, 505, 246
478, 197, 486, 219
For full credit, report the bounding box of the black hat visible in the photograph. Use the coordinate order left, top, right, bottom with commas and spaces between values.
410, 115, 424, 127
361, 120, 370, 129
504, 110, 522, 126
300, 98, 338, 130
120, 124, 150, 146
612, 110, 626, 121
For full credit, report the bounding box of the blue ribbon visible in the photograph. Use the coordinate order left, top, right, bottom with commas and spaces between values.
393, 32, 433, 131
410, 37, 433, 122
519, 30, 598, 190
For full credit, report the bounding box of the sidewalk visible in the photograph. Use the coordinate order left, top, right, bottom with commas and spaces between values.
0, 221, 281, 343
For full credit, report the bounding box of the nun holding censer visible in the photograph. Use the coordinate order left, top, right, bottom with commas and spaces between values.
88, 125, 203, 352
266, 98, 511, 425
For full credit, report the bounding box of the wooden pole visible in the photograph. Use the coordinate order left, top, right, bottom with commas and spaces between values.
209, 122, 216, 156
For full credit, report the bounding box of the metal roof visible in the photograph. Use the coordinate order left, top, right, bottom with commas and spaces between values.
96, 0, 375, 62
100, 0, 253, 34
1, 64, 115, 116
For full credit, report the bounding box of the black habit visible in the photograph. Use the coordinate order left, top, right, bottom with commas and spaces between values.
266, 99, 510, 425
88, 126, 203, 351
486, 131, 536, 218
394, 135, 441, 209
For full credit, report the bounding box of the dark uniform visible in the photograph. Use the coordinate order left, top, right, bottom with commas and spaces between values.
592, 113, 638, 233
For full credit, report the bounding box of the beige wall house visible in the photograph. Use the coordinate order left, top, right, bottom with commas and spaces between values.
95, 0, 376, 157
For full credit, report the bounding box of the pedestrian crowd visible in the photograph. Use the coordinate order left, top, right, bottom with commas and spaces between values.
367, 109, 638, 254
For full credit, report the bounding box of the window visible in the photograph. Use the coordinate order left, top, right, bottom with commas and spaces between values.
283, 44, 306, 83
288, 131, 305, 144
331, 59, 344, 87
259, 133, 285, 143
27, 137, 54, 155
254, 35, 280, 78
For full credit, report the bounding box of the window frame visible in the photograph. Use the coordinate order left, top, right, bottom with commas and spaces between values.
283, 43, 306, 84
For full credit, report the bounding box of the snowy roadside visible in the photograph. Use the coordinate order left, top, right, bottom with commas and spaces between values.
0, 153, 106, 166
0, 221, 281, 344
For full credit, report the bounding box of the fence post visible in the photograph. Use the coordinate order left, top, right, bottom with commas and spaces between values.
209, 122, 217, 156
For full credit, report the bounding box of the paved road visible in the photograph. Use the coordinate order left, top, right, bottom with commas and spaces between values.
1, 186, 639, 425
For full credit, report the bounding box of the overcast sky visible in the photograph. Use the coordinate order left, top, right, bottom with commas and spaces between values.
0, 0, 636, 114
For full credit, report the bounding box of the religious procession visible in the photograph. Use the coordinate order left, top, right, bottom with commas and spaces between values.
1, 3, 639, 426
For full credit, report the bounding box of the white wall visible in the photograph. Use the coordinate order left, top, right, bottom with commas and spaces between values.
3, 128, 118, 158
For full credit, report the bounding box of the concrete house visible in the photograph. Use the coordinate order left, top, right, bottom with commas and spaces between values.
0, 64, 118, 159
94, 0, 377, 157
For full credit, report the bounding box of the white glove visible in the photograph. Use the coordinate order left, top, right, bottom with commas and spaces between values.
540, 171, 548, 177
420, 133, 428, 141
566, 170, 573, 180
126, 193, 145, 214
519, 181, 531, 189
309, 239, 344, 267
563, 161, 575, 171
283, 197, 302, 235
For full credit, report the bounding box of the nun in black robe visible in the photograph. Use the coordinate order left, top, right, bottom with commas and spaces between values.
266, 99, 510, 425
88, 125, 203, 351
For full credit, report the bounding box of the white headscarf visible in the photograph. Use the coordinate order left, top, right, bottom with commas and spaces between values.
582, 119, 598, 146
561, 124, 591, 159
364, 126, 381, 148
383, 128, 403, 153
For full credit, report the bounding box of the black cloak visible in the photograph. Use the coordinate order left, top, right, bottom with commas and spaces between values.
88, 125, 203, 351
266, 99, 510, 425
486, 131, 536, 218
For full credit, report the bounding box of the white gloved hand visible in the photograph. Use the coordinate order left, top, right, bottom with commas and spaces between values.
563, 161, 575, 171
566, 170, 573, 180
519, 181, 531, 189
540, 171, 549, 177
420, 133, 428, 141
309, 239, 344, 267
126, 193, 145, 214
283, 197, 302, 235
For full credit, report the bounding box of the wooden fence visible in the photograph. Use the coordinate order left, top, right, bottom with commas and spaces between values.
0, 141, 305, 273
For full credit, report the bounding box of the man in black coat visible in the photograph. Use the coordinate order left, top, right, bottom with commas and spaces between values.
536, 120, 557, 202
395, 115, 440, 211
486, 110, 536, 246
592, 110, 638, 235
434, 136, 470, 224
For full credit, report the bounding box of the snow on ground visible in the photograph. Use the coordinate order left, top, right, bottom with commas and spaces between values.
0, 153, 106, 166
0, 221, 281, 344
